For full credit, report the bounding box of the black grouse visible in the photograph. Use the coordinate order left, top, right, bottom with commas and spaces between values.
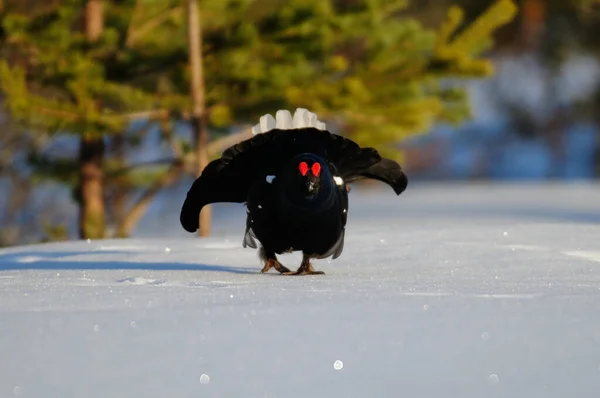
179, 108, 408, 275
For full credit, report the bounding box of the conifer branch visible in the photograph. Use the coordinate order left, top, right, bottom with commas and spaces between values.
106, 158, 180, 178
34, 106, 80, 121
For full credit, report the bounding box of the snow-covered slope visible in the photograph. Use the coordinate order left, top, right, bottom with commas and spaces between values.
1, 183, 600, 398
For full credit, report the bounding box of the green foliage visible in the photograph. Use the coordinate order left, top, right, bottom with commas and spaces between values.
541, 0, 600, 66
0, 0, 517, 239
243, 0, 513, 154
104, 160, 172, 187
0, 0, 518, 157
575, 0, 600, 11
82, 210, 106, 240
40, 222, 69, 243
127, 0, 517, 161
26, 153, 79, 185
0, 4, 161, 136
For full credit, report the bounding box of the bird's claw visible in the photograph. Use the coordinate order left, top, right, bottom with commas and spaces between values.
260, 259, 291, 274
282, 261, 325, 276
282, 270, 325, 276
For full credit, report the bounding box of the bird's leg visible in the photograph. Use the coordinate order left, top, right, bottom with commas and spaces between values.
259, 247, 291, 274
261, 257, 290, 274
283, 253, 325, 276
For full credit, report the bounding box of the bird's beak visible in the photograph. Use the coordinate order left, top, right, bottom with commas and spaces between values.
307, 181, 315, 193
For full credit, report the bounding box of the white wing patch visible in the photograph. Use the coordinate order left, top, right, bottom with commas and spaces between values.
266, 175, 275, 184
333, 176, 344, 186
252, 108, 326, 135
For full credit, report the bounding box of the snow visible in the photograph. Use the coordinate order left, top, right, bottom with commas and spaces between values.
1, 182, 600, 398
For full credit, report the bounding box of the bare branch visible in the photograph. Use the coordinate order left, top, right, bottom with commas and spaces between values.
207, 127, 253, 154
115, 162, 184, 237
105, 157, 179, 178
109, 109, 190, 122
35, 106, 80, 121
119, 109, 171, 121
126, 6, 184, 47
124, 0, 143, 46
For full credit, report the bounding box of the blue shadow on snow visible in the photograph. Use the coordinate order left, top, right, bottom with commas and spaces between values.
0, 250, 258, 274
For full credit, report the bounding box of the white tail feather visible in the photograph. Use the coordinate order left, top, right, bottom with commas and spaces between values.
292, 109, 308, 128
275, 110, 293, 129
259, 113, 276, 132
252, 108, 326, 135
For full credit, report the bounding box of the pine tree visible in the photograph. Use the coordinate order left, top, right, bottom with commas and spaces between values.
145, 0, 518, 162
0, 0, 186, 239
0, 0, 518, 240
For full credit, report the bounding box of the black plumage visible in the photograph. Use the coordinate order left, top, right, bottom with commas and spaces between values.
179, 125, 408, 275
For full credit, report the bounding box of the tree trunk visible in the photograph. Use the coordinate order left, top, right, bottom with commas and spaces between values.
111, 132, 127, 236
78, 0, 105, 240
85, 0, 104, 41
521, 0, 545, 48
78, 135, 106, 239
187, 0, 211, 237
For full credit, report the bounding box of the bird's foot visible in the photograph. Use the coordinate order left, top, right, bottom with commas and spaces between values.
282, 262, 325, 276
283, 269, 325, 276
260, 259, 291, 274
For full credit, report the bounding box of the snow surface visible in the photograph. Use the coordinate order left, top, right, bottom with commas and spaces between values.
1, 182, 600, 398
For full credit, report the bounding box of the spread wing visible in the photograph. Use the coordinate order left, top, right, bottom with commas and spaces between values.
340, 157, 408, 195
179, 129, 298, 233
179, 127, 408, 233
322, 133, 408, 196
179, 133, 274, 233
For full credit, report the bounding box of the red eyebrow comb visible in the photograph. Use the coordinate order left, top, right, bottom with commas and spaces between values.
299, 161, 309, 176
311, 162, 321, 176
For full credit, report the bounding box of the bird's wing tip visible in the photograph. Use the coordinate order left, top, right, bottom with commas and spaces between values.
395, 177, 408, 196
180, 218, 199, 233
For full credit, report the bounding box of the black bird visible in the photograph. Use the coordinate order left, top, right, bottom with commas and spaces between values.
179, 109, 408, 275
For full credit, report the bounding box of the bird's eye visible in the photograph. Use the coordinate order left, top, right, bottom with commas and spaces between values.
311, 162, 321, 177
299, 161, 309, 176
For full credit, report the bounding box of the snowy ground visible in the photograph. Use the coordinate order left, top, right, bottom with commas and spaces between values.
1, 182, 600, 398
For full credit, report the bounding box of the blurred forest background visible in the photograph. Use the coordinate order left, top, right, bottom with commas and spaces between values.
0, 0, 598, 247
